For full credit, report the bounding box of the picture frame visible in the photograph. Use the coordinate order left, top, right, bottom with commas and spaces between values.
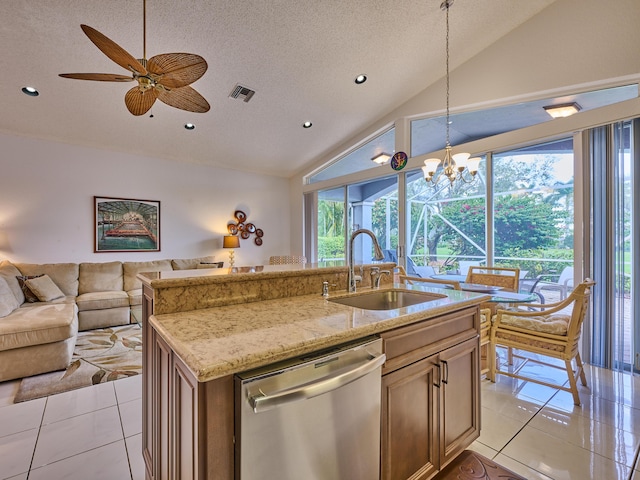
94, 196, 160, 252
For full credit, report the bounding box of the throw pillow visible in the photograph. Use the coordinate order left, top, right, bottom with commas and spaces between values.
0, 277, 20, 318
24, 274, 65, 302
16, 274, 44, 303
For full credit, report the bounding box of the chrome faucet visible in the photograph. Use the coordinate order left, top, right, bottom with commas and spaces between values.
370, 267, 391, 289
348, 228, 385, 292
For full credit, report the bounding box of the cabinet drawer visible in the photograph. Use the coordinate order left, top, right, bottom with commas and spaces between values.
381, 306, 479, 374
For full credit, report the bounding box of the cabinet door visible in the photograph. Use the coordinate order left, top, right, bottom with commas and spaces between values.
153, 330, 172, 480
381, 355, 439, 480
142, 287, 155, 478
438, 337, 480, 466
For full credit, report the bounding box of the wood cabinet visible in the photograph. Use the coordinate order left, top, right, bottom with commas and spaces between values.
142, 285, 234, 480
380, 306, 480, 480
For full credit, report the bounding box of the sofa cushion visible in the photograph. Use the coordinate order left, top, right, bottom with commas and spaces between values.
171, 256, 217, 270
196, 262, 224, 269
16, 275, 43, 303
76, 291, 130, 311
0, 278, 20, 318
79, 261, 123, 294
25, 275, 65, 302
0, 303, 78, 351
123, 260, 173, 292
0, 261, 25, 304
127, 289, 142, 306
14, 263, 79, 296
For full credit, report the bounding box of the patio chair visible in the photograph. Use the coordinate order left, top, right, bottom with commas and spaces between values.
458, 260, 481, 276
536, 266, 574, 300
382, 250, 437, 278
466, 266, 520, 376
488, 279, 595, 405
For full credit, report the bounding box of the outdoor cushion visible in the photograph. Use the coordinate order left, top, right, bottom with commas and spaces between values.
0, 277, 20, 318
0, 303, 77, 351
76, 291, 130, 311
79, 261, 123, 294
499, 313, 570, 335
24, 275, 65, 302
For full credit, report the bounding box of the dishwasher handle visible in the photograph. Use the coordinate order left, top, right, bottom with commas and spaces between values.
249, 352, 386, 413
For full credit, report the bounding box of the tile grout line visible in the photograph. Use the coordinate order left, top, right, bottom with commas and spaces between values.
25, 396, 49, 479
114, 382, 136, 480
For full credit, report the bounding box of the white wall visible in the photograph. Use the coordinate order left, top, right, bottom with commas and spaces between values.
0, 132, 291, 266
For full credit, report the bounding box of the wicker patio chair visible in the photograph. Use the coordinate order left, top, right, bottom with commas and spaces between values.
488, 279, 595, 405
465, 266, 520, 375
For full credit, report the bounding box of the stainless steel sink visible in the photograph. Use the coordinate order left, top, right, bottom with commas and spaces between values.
328, 289, 446, 310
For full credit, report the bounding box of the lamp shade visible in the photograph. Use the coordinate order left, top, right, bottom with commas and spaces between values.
223, 235, 240, 248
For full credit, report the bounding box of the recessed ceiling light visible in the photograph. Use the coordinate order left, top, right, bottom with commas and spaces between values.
22, 86, 39, 97
354, 74, 367, 85
302, 121, 312, 128
184, 123, 196, 130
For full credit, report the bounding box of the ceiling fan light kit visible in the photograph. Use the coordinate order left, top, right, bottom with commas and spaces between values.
59, 1, 210, 116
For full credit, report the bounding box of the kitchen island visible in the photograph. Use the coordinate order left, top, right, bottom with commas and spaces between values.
139, 264, 487, 480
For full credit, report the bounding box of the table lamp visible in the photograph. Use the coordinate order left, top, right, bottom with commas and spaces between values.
223, 235, 240, 267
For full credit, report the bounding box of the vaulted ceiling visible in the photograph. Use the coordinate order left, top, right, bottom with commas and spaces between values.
1, 0, 557, 177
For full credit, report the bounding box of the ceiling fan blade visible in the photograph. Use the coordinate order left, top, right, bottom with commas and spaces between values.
157, 85, 210, 113
125, 86, 158, 116
80, 24, 147, 76
59, 73, 135, 82
147, 53, 208, 89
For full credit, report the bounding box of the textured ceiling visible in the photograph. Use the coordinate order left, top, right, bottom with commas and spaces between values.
0, 0, 556, 177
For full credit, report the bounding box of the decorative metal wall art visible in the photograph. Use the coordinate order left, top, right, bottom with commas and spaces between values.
227, 210, 264, 246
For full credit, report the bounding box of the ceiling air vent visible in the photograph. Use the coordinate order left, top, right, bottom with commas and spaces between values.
229, 84, 255, 103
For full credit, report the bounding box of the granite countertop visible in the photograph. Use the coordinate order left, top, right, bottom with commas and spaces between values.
149, 284, 488, 383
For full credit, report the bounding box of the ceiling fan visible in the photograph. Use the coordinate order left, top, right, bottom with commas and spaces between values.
59, 0, 210, 116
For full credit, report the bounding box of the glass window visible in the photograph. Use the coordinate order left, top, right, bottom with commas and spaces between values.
317, 187, 346, 264
410, 84, 637, 158
405, 158, 487, 275
492, 138, 574, 290
307, 127, 395, 184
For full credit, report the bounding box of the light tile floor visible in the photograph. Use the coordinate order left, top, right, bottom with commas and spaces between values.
0, 350, 639, 479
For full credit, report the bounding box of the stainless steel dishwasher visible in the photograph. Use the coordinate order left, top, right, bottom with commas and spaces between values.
235, 336, 385, 480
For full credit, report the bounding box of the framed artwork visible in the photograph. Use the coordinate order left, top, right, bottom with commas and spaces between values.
94, 196, 160, 252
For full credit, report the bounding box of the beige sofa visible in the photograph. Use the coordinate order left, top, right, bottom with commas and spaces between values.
0, 256, 219, 382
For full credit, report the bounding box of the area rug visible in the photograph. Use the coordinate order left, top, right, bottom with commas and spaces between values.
14, 324, 142, 403
433, 450, 526, 480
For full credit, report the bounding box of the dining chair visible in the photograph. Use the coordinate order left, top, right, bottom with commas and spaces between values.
488, 279, 595, 405
268, 255, 307, 265
465, 266, 520, 292
465, 266, 520, 376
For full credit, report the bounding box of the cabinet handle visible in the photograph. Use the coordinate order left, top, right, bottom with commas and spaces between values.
442, 360, 449, 385
433, 363, 441, 388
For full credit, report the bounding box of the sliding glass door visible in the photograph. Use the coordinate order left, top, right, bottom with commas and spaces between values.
588, 119, 638, 373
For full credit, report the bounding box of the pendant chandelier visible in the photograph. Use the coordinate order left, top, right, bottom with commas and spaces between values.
422, 0, 480, 186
